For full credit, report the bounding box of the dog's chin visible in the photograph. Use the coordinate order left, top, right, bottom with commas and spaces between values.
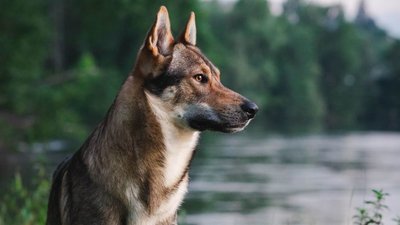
222, 126, 246, 133
220, 120, 251, 133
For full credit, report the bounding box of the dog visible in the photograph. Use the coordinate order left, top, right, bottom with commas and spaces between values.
46, 6, 258, 225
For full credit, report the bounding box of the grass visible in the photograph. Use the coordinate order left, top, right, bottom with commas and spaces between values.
0, 165, 50, 225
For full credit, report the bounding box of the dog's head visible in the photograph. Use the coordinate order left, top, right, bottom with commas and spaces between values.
135, 6, 258, 133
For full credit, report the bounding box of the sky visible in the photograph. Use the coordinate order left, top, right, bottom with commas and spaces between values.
214, 0, 400, 38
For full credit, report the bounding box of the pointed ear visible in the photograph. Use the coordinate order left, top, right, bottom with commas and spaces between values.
179, 12, 196, 46
146, 6, 175, 56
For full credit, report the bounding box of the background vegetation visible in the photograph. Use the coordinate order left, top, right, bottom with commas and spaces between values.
1, 0, 400, 150
1, 0, 399, 224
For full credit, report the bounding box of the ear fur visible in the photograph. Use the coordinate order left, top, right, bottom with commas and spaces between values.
146, 6, 175, 56
179, 12, 196, 46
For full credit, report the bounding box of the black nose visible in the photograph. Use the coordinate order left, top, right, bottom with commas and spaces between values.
241, 100, 259, 119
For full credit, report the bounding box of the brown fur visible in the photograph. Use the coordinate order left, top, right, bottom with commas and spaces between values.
46, 6, 257, 225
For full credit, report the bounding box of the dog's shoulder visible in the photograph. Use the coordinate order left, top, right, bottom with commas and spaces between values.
52, 156, 71, 180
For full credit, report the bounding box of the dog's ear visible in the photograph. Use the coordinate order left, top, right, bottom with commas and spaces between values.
146, 6, 175, 56
179, 12, 196, 46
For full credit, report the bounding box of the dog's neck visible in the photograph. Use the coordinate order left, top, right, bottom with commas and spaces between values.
81, 75, 199, 209
145, 90, 200, 187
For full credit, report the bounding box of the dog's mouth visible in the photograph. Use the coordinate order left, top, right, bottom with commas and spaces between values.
188, 120, 244, 132
188, 118, 251, 133
222, 120, 252, 133
183, 104, 253, 133
189, 120, 250, 133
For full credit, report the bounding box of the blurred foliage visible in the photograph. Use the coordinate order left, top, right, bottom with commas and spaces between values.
0, 166, 50, 225
0, 0, 399, 149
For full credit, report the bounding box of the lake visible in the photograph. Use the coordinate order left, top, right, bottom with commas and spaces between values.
181, 132, 400, 225
1, 132, 399, 225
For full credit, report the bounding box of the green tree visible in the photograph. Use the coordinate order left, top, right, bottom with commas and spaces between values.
283, 0, 366, 130
273, 17, 324, 132
0, 0, 50, 148
214, 0, 284, 130
365, 40, 400, 130
318, 18, 365, 130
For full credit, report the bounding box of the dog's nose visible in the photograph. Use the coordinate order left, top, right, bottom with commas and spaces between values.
241, 100, 259, 119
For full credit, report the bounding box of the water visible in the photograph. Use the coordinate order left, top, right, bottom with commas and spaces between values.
181, 132, 400, 225
1, 132, 399, 225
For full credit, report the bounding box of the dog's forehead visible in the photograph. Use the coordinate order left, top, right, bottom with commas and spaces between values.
168, 44, 220, 77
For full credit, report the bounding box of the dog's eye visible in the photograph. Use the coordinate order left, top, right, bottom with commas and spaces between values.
193, 74, 208, 83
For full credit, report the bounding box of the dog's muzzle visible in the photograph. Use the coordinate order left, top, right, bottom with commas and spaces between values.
183, 100, 258, 133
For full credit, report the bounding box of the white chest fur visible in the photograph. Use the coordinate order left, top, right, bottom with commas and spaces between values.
125, 178, 189, 225
136, 92, 199, 224
145, 91, 199, 187
162, 125, 199, 187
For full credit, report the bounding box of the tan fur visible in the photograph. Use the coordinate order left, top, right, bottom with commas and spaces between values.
46, 6, 257, 225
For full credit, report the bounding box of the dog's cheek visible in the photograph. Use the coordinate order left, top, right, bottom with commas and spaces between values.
173, 105, 187, 122
161, 86, 178, 102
